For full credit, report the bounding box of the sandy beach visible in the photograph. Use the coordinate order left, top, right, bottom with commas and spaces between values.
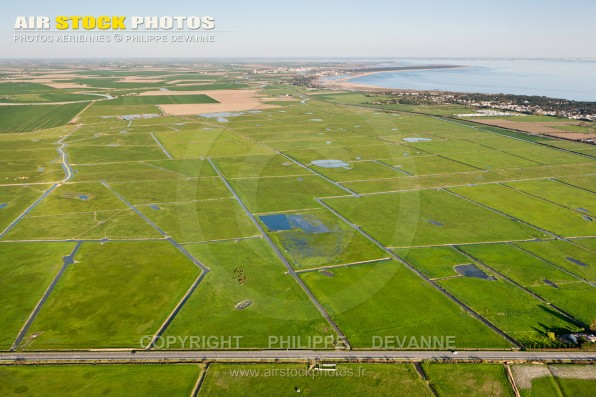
320, 66, 466, 91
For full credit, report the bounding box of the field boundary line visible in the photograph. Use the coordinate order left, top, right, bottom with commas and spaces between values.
504, 363, 521, 397
148, 271, 209, 349
0, 184, 58, 239
10, 241, 82, 351
551, 177, 596, 194
149, 132, 174, 160
387, 238, 555, 250
191, 363, 209, 397
292, 257, 391, 274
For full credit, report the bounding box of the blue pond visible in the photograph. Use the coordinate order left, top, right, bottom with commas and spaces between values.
454, 264, 496, 280
0, 203, 7, 209
260, 214, 330, 234
259, 214, 291, 231
150, 204, 161, 211
78, 195, 89, 200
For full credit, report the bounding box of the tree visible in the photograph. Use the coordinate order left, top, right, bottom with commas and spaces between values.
590, 319, 596, 333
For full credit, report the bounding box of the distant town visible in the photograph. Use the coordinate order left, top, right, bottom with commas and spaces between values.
261, 64, 596, 121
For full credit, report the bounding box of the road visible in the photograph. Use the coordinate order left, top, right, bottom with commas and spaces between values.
1, 350, 594, 364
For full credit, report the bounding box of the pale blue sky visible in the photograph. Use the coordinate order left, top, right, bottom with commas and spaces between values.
2, 0, 595, 58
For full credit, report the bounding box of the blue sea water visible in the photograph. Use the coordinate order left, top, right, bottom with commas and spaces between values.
348, 59, 596, 101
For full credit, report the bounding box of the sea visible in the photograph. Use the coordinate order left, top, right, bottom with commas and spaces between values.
347, 59, 596, 102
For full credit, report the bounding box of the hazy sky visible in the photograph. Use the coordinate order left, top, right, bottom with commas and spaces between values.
2, 0, 595, 59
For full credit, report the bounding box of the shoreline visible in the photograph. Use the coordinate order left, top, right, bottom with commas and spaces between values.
320, 65, 467, 91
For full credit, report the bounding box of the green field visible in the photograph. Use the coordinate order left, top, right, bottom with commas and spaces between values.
423, 363, 514, 397
393, 246, 472, 279
301, 260, 510, 348
230, 175, 347, 213
3, 182, 160, 240
163, 239, 333, 348
0, 243, 75, 350
450, 184, 595, 237
436, 276, 582, 346
199, 363, 433, 396
0, 103, 87, 133
96, 94, 218, 106
514, 239, 596, 281
0, 365, 201, 396
22, 242, 200, 349
459, 244, 594, 324
324, 190, 543, 248
137, 198, 259, 243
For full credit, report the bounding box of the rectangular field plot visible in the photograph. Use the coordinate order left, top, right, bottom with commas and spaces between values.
230, 175, 347, 213
393, 246, 472, 279
68, 143, 169, 164
96, 94, 218, 106
503, 146, 590, 165
490, 162, 596, 182
111, 177, 231, 205
79, 104, 161, 121
146, 159, 218, 178
505, 179, 595, 213
66, 130, 159, 147
345, 143, 430, 160
423, 363, 514, 397
71, 162, 191, 182
22, 242, 201, 349
4, 210, 161, 240
450, 184, 595, 237
213, 154, 311, 178
0, 103, 87, 133
514, 240, 596, 282
2, 182, 161, 240
199, 363, 433, 397
309, 160, 403, 182
442, 149, 540, 170
163, 239, 332, 348
155, 130, 274, 159
287, 147, 374, 164
138, 198, 259, 243
391, 155, 479, 175
301, 260, 510, 348
343, 171, 503, 194
324, 190, 543, 248
436, 277, 582, 347
0, 364, 201, 397
263, 209, 387, 269
0, 243, 75, 350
